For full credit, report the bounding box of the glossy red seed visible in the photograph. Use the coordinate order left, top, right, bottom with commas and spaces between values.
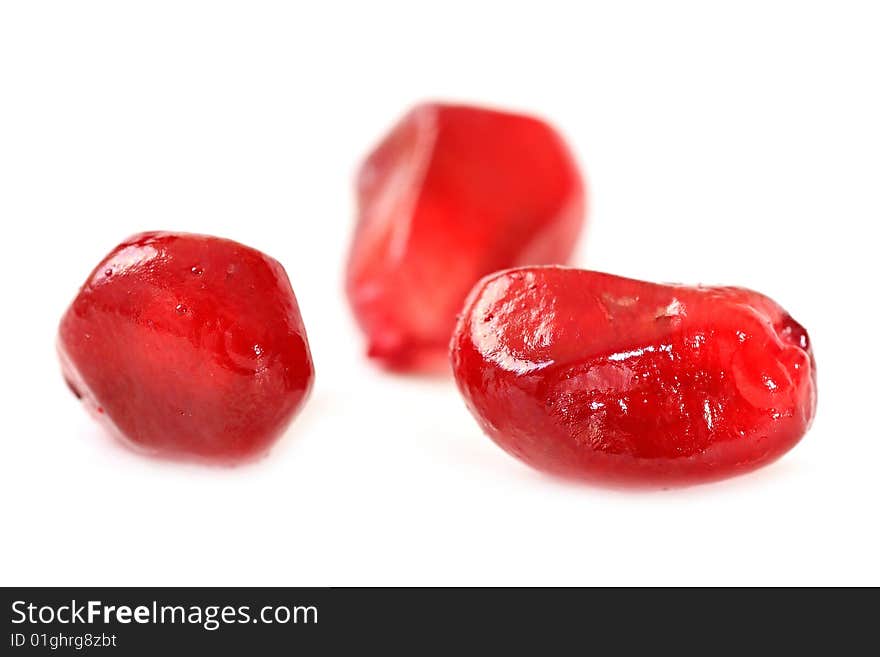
58, 232, 314, 462
346, 103, 586, 372
451, 267, 817, 486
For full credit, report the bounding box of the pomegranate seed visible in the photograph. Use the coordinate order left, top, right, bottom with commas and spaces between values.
451, 267, 816, 485
347, 103, 586, 372
58, 232, 314, 462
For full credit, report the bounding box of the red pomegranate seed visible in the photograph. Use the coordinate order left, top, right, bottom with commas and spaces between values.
58, 232, 314, 462
346, 103, 586, 372
451, 267, 817, 485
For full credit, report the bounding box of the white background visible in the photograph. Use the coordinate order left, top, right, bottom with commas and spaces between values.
1, 1, 877, 586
